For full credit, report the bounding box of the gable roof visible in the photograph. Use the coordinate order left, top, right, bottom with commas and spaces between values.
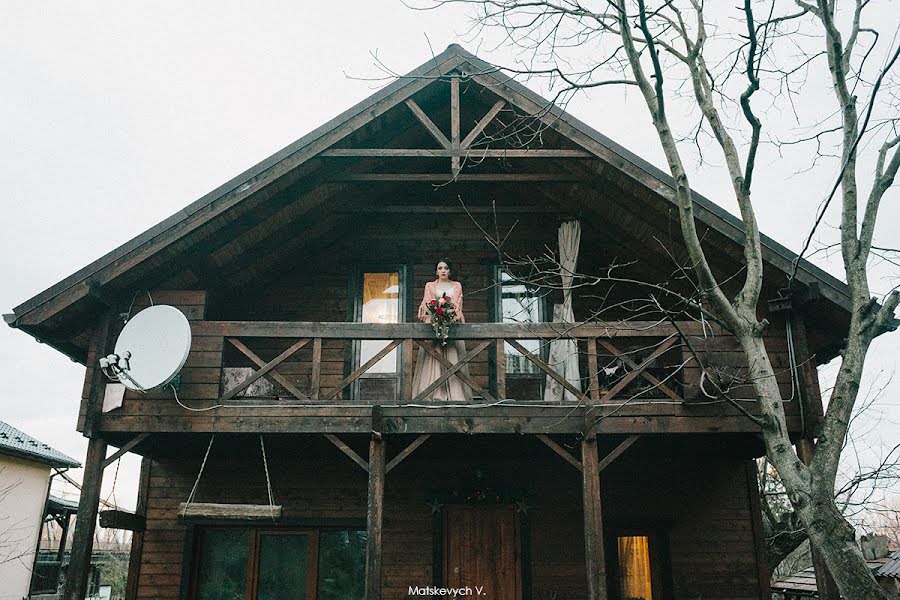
0, 420, 80, 468
7, 44, 853, 357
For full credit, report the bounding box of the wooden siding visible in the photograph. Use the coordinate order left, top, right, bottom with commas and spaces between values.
131, 434, 764, 600
78, 212, 823, 437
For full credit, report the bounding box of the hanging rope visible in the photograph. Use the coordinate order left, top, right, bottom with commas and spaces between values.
259, 435, 277, 521
182, 434, 215, 516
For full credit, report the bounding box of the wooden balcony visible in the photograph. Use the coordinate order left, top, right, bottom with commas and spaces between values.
96, 321, 816, 437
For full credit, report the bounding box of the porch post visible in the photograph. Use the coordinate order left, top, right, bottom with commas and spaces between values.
62, 436, 107, 600
796, 439, 840, 600
365, 431, 385, 600
581, 432, 608, 600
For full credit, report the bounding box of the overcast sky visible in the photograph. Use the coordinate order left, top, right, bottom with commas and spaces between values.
1, 2, 897, 515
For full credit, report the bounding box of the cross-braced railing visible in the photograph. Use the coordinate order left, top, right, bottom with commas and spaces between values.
190, 321, 705, 405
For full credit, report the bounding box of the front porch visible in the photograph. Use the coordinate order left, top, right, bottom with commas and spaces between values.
120, 433, 770, 600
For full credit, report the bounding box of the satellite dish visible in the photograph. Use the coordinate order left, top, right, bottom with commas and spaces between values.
111, 305, 192, 392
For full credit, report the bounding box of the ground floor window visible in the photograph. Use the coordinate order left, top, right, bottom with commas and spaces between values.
616, 535, 653, 600
608, 528, 668, 600
191, 528, 365, 600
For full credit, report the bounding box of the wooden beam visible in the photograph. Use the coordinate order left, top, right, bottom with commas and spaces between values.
586, 339, 601, 403
451, 76, 461, 176
227, 338, 310, 401
385, 434, 431, 474
320, 148, 591, 158
365, 433, 386, 600
62, 436, 107, 600
495, 339, 506, 400
99, 509, 146, 532
323, 433, 369, 473
581, 433, 608, 600
177, 503, 283, 520
334, 173, 581, 182
596, 434, 640, 472
83, 310, 114, 438
535, 434, 583, 472
405, 99, 451, 149
745, 460, 772, 599
340, 205, 555, 213
310, 337, 322, 401
192, 320, 703, 340
102, 433, 150, 468
461, 100, 506, 148
218, 338, 310, 401
125, 457, 151, 600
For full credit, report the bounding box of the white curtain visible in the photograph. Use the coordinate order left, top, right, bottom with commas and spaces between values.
544, 220, 582, 402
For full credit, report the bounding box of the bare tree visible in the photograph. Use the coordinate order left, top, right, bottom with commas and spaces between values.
418, 0, 900, 596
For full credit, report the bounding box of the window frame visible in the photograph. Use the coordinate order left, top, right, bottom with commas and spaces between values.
490, 265, 549, 395
346, 264, 409, 402
605, 525, 672, 600
184, 524, 366, 600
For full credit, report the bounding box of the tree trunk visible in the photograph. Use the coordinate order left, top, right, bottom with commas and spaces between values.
741, 335, 889, 599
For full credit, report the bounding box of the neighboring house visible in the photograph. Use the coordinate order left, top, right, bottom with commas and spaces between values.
0, 421, 79, 600
6, 45, 874, 599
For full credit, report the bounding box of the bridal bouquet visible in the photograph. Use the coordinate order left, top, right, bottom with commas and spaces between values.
427, 293, 457, 346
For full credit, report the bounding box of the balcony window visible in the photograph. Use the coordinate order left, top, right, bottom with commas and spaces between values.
494, 267, 545, 398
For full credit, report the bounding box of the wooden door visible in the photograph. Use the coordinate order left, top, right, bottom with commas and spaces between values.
443, 505, 522, 600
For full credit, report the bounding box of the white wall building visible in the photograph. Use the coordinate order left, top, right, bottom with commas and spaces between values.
0, 421, 79, 600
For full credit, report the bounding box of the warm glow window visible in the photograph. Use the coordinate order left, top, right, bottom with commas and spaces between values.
617, 535, 654, 600
352, 269, 405, 402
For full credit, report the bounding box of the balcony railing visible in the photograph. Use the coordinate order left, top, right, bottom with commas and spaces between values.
169, 320, 784, 406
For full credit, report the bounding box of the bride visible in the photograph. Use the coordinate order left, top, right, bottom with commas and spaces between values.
411, 259, 473, 401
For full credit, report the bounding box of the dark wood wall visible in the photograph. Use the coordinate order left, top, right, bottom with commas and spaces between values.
130, 434, 766, 600
83, 207, 821, 435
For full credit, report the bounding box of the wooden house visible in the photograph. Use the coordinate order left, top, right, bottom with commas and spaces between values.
6, 45, 855, 600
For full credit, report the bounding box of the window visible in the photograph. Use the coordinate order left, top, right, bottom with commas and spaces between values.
608, 529, 668, 600
617, 535, 653, 600
351, 268, 406, 402
494, 267, 545, 399
191, 528, 365, 600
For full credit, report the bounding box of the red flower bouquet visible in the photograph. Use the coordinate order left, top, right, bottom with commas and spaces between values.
427, 293, 457, 346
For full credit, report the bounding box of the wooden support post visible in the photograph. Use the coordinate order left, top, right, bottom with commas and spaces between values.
365, 432, 386, 600
83, 310, 114, 438
311, 337, 322, 401
495, 339, 506, 400
125, 458, 151, 600
62, 436, 108, 600
402, 338, 414, 402
450, 76, 460, 176
56, 513, 71, 564
797, 439, 840, 600
581, 433, 608, 600
586, 338, 601, 402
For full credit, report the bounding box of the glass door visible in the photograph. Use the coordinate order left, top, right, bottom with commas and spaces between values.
353, 269, 404, 402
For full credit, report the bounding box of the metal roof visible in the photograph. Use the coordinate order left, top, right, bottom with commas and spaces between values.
877, 550, 900, 579
0, 421, 80, 468
46, 494, 80, 514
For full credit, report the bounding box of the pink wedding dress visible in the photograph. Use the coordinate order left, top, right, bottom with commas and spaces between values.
411, 280, 474, 402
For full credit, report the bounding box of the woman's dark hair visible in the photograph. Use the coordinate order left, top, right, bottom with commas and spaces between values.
435, 258, 454, 274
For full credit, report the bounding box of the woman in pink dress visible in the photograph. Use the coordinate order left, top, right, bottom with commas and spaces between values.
411, 259, 473, 401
